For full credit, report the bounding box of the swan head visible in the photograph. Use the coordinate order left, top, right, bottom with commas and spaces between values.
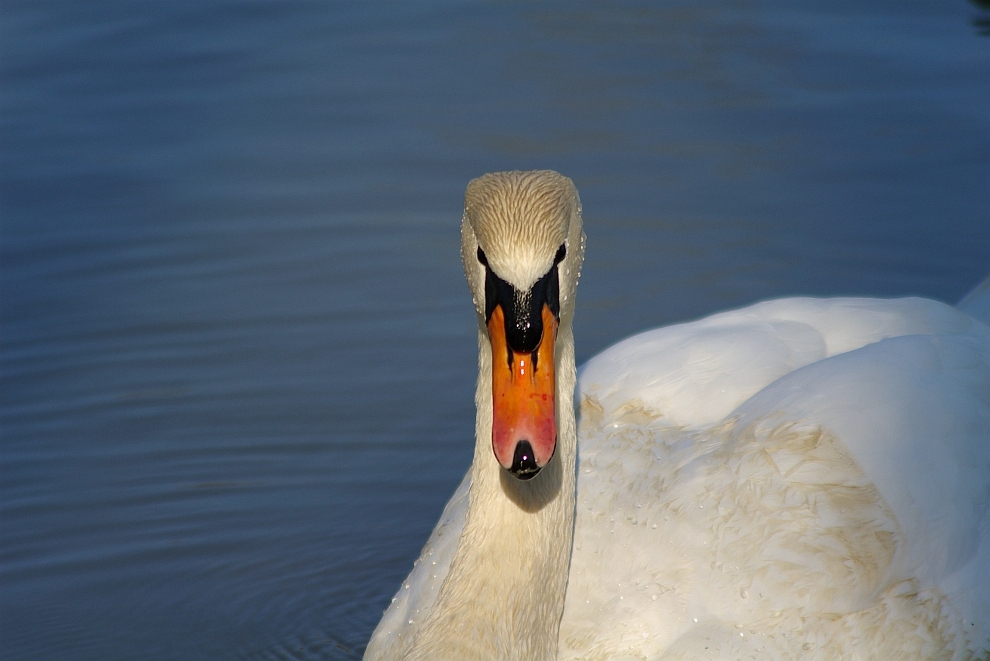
461, 170, 585, 480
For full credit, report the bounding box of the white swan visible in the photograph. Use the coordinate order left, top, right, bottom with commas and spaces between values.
364, 170, 990, 661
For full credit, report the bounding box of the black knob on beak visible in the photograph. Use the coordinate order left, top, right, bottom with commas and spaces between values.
509, 440, 541, 480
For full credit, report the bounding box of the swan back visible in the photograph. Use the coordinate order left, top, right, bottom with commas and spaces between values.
958, 275, 990, 325
563, 297, 990, 658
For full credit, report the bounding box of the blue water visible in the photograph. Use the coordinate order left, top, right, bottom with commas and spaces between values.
1, 1, 988, 659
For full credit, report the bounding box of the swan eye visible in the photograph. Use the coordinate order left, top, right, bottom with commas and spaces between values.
554, 244, 566, 265
477, 247, 488, 266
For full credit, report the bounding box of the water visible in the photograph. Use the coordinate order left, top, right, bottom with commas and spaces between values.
1, 1, 987, 659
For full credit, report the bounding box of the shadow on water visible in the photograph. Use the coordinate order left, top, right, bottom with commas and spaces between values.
970, 0, 990, 35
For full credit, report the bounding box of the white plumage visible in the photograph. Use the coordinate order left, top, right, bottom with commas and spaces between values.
365, 171, 990, 660
565, 296, 990, 659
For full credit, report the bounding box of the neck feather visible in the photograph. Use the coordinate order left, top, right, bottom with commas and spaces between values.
404, 323, 578, 661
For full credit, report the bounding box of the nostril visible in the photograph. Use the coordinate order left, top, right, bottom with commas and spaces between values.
509, 440, 541, 480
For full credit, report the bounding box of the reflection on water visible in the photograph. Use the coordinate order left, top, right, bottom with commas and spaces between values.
1, 1, 987, 660
971, 0, 990, 35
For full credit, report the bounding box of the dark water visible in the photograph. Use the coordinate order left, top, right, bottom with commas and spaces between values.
1, 1, 987, 659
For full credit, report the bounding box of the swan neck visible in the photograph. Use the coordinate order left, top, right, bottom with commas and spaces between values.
405, 322, 578, 661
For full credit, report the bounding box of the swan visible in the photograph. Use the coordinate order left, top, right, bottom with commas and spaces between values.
363, 170, 990, 660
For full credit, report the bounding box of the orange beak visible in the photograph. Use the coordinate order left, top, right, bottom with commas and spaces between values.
488, 304, 558, 475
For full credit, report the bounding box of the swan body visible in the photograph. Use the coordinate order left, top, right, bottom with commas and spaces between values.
364, 171, 990, 660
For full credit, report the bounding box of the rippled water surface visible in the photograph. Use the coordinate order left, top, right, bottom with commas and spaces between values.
1, 1, 988, 659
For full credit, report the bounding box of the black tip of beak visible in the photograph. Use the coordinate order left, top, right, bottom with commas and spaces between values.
508, 440, 541, 480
